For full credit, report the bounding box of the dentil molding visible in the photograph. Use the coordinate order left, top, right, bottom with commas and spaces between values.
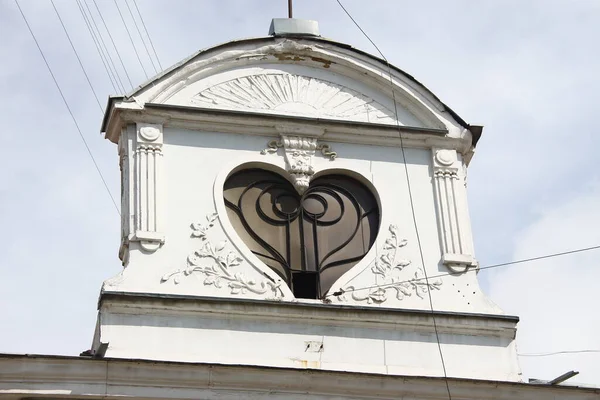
261, 135, 337, 194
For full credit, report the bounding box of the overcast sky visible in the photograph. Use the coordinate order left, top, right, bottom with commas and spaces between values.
1, 0, 599, 387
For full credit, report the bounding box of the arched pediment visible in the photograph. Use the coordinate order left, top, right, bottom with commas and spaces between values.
189, 73, 397, 125
125, 37, 469, 134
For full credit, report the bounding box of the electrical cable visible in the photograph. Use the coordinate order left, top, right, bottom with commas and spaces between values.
519, 350, 600, 357
335, 1, 452, 398
92, 0, 134, 90
327, 244, 600, 297
132, 0, 162, 70
112, 0, 149, 79
50, 0, 103, 113
75, 0, 119, 93
83, 0, 127, 93
14, 0, 120, 216
123, 0, 158, 74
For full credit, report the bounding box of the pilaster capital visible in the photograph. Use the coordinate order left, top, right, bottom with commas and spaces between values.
433, 148, 459, 170
137, 123, 163, 145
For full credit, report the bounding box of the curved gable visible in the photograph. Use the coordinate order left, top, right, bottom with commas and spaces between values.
125, 37, 468, 135
188, 72, 398, 125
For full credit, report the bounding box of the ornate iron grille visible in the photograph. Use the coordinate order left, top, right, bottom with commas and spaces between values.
223, 169, 380, 298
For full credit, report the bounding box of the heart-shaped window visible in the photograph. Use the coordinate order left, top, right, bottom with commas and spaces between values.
223, 169, 380, 299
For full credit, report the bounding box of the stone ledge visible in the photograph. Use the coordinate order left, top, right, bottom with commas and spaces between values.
100, 291, 518, 339
0, 355, 597, 400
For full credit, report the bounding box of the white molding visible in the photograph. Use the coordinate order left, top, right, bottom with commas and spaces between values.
118, 127, 132, 263
134, 123, 165, 251
431, 148, 477, 272
334, 224, 442, 305
261, 135, 337, 193
119, 123, 165, 261
275, 123, 325, 137
92, 292, 521, 379
99, 292, 517, 339
129, 38, 461, 134
105, 104, 471, 154
212, 158, 296, 300
160, 212, 285, 299
3, 355, 596, 400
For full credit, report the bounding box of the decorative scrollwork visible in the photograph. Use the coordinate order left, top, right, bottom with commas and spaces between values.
161, 213, 283, 298
260, 140, 283, 155
317, 143, 337, 160
260, 135, 337, 194
224, 169, 379, 298
337, 225, 442, 304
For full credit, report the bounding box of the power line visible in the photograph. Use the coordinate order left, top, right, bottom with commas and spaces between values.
50, 0, 103, 113
519, 350, 600, 357
328, 244, 600, 298
112, 0, 149, 79
75, 0, 119, 93
132, 0, 162, 70
335, 1, 452, 399
336, 0, 387, 68
92, 0, 134, 90
123, 0, 158, 74
14, 0, 120, 216
83, 0, 127, 93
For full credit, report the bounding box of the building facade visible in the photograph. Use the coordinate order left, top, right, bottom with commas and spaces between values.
1, 19, 598, 400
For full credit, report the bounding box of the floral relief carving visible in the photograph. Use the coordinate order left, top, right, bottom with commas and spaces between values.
318, 143, 337, 160
261, 139, 283, 155
161, 213, 283, 298
337, 225, 442, 304
260, 135, 337, 194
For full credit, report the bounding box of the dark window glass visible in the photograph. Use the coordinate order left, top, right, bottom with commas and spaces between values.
223, 169, 379, 299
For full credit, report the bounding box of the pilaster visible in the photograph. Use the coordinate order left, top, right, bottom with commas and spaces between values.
118, 123, 165, 263
432, 148, 477, 272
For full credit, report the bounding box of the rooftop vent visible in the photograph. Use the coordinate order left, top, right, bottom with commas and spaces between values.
269, 18, 320, 37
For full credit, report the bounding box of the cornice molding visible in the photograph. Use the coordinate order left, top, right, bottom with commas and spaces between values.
0, 355, 597, 400
103, 103, 475, 158
98, 291, 518, 339
133, 39, 452, 131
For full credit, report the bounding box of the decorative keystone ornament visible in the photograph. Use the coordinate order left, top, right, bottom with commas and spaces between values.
261, 135, 337, 194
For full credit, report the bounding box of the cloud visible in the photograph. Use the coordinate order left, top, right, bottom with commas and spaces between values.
488, 181, 600, 385
1, 0, 600, 386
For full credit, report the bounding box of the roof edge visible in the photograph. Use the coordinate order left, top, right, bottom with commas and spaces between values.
1, 353, 598, 395
115, 35, 475, 132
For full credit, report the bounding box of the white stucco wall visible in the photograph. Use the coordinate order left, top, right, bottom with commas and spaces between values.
97, 295, 521, 381
96, 123, 520, 381
104, 126, 498, 315
95, 34, 518, 383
